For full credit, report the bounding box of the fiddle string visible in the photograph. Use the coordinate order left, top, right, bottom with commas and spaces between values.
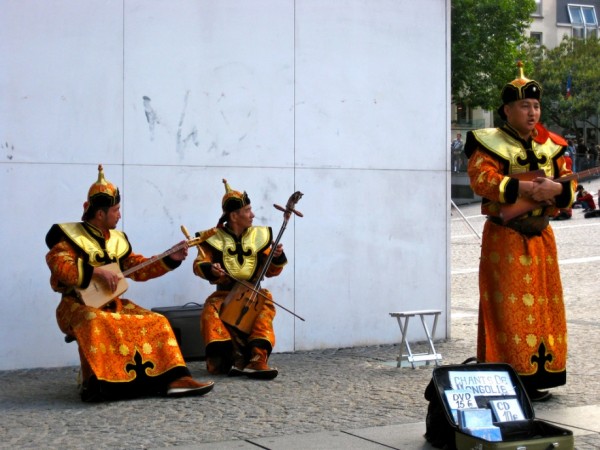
214, 266, 264, 305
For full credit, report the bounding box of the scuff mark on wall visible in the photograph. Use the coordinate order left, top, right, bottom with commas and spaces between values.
176, 90, 199, 159
143, 96, 159, 141
2, 142, 14, 160
179, 128, 198, 149
142, 179, 175, 226
162, 204, 174, 226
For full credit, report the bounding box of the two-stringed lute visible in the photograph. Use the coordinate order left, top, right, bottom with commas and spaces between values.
77, 236, 204, 308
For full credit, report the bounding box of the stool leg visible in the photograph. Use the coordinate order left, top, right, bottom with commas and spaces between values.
397, 316, 415, 369
431, 313, 441, 366
431, 313, 439, 343
395, 317, 404, 367
420, 313, 440, 366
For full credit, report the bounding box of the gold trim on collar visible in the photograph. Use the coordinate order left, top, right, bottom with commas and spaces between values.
205, 226, 272, 280
472, 128, 563, 177
58, 223, 130, 266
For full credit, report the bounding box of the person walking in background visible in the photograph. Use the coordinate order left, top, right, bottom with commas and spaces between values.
451, 133, 464, 172
464, 63, 575, 402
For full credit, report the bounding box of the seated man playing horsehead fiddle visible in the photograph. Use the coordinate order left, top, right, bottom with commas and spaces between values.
192, 179, 287, 380
45, 165, 214, 401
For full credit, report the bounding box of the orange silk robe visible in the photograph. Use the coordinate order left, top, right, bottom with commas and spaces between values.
465, 124, 575, 391
45, 223, 188, 394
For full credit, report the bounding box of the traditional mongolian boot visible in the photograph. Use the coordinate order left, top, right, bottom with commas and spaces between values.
227, 349, 247, 377
243, 346, 278, 380
167, 377, 214, 397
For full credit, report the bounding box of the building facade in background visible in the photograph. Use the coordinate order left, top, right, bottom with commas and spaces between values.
451, 0, 600, 172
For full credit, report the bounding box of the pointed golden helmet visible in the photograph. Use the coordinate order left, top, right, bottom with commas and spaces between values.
82, 164, 120, 219
219, 178, 250, 224
501, 61, 542, 104
498, 61, 542, 120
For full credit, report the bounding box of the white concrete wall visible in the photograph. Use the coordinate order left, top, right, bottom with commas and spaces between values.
0, 0, 451, 370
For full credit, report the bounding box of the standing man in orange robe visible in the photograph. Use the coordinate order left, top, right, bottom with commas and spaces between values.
464, 63, 575, 401
45, 165, 214, 401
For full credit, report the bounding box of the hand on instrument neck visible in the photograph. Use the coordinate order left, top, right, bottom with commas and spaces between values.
169, 240, 188, 261
272, 243, 284, 258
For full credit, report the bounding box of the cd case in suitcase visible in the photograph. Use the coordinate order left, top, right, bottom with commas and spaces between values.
430, 362, 573, 449
151, 302, 205, 361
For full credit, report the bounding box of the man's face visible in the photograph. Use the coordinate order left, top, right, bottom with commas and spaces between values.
99, 204, 121, 230
504, 99, 540, 138
231, 205, 254, 230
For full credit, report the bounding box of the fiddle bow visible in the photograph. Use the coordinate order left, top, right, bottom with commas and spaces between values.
220, 191, 305, 334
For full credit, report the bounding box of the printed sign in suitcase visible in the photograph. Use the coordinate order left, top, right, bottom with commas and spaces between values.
430, 362, 573, 449
151, 302, 205, 361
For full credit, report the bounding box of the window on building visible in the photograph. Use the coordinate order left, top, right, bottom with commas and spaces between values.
530, 31, 543, 46
455, 103, 471, 125
533, 0, 542, 16
568, 4, 599, 39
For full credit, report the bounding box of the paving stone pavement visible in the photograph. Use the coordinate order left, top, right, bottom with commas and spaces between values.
3, 178, 600, 449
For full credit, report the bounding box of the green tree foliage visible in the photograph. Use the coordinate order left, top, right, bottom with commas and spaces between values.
527, 37, 600, 138
452, 0, 536, 110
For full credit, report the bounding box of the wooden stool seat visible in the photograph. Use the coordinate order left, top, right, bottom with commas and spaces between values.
389, 310, 442, 369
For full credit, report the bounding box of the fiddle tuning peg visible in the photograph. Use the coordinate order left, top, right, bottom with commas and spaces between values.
181, 224, 218, 242
180, 225, 192, 239
274, 203, 304, 217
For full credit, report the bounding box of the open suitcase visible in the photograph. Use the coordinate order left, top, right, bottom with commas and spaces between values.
151, 302, 205, 361
429, 362, 573, 449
